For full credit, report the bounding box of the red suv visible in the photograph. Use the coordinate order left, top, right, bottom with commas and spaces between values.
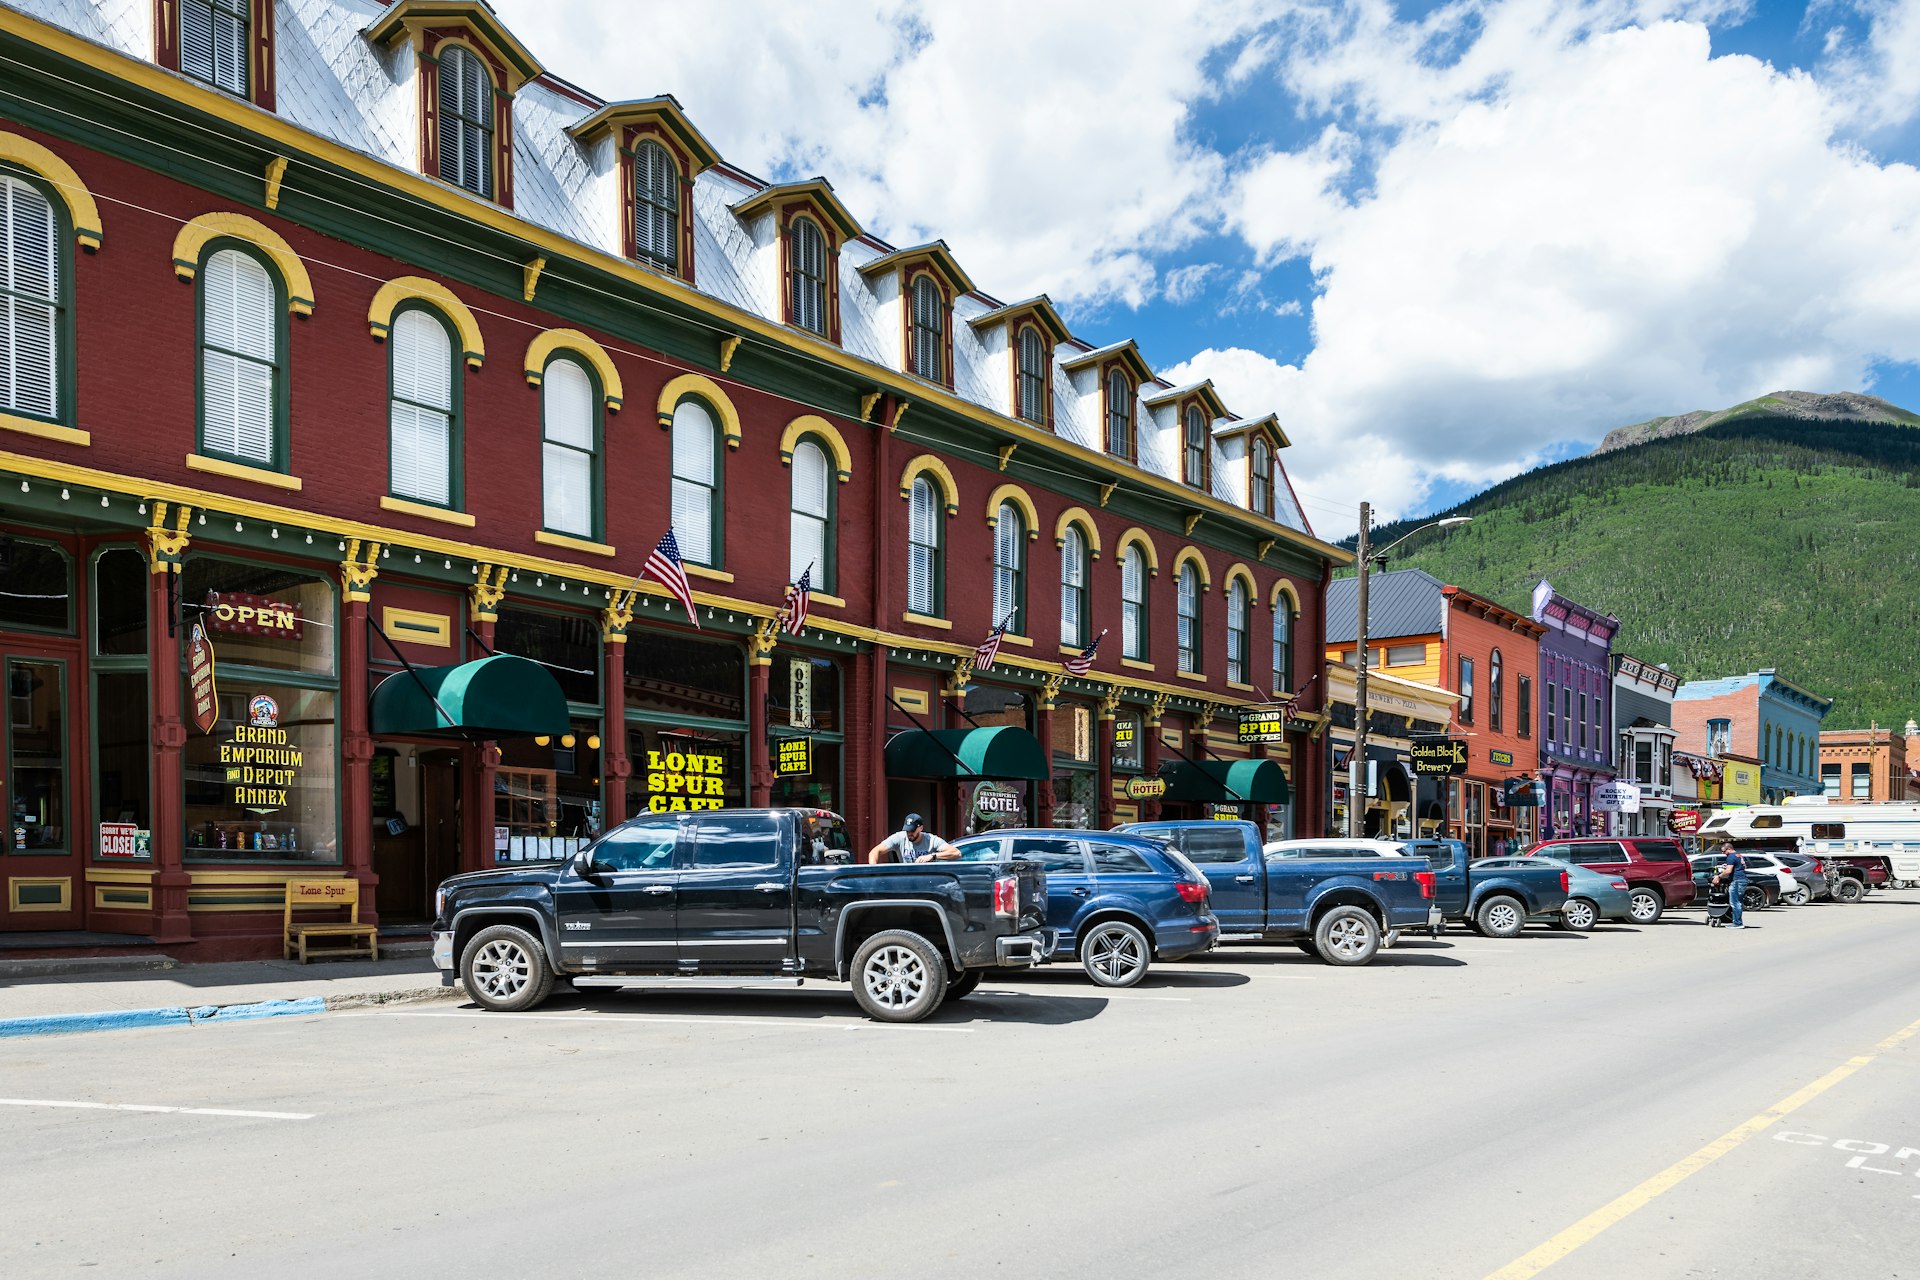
1524, 838, 1696, 923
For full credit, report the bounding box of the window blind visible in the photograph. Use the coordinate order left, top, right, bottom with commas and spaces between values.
671, 399, 717, 564
789, 440, 829, 583
438, 46, 494, 198
200, 249, 276, 464
1177, 567, 1198, 670
1018, 326, 1047, 423
1227, 583, 1248, 683
389, 310, 454, 506
181, 0, 248, 96
907, 478, 937, 615
634, 140, 678, 269
0, 176, 58, 419
541, 358, 594, 536
791, 221, 827, 335
1060, 526, 1086, 646
992, 503, 1020, 626
911, 276, 943, 381
1122, 549, 1144, 659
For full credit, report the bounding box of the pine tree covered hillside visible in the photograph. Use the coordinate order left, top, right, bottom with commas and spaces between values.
1359, 411, 1920, 731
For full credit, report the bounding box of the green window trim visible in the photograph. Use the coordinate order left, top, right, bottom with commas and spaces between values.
0, 164, 77, 429
540, 352, 605, 543
194, 236, 291, 473
0, 535, 76, 635
386, 300, 465, 512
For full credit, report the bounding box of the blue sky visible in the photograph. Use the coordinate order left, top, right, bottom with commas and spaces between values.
504, 1, 1920, 534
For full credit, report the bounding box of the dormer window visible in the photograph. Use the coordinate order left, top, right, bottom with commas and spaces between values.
438, 45, 494, 199
791, 218, 829, 336
160, 0, 276, 109
1183, 404, 1209, 488
909, 273, 946, 383
633, 140, 678, 271
968, 296, 1066, 429
734, 181, 861, 345
859, 242, 969, 388
1106, 369, 1134, 459
1017, 325, 1047, 424
568, 97, 719, 285
1250, 437, 1273, 516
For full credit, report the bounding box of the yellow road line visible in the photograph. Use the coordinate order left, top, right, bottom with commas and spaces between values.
1486, 1012, 1920, 1280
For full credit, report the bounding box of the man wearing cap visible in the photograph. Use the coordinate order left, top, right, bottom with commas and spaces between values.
866, 813, 959, 864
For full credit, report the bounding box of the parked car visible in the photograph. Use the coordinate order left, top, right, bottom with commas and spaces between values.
1476, 855, 1632, 930
1776, 852, 1831, 900
1397, 839, 1571, 938
432, 808, 1053, 1023
1115, 821, 1438, 966
1688, 854, 1779, 912
1524, 837, 1697, 923
1741, 850, 1814, 905
949, 829, 1217, 987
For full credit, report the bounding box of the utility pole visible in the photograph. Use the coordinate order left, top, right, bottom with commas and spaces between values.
1349, 502, 1371, 838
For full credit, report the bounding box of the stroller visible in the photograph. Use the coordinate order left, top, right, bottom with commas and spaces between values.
1705, 879, 1734, 927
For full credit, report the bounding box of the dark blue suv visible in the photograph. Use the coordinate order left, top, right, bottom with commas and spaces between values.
951, 829, 1217, 987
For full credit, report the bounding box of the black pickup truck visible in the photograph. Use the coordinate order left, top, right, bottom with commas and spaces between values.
430, 808, 1052, 1023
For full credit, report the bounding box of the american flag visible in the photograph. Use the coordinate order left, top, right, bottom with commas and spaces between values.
780, 564, 812, 635
973, 616, 1010, 671
642, 529, 700, 628
1062, 629, 1105, 677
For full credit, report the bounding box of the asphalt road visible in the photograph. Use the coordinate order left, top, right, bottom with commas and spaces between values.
4, 891, 1918, 1279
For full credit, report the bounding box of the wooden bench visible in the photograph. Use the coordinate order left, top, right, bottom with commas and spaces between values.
284, 878, 379, 963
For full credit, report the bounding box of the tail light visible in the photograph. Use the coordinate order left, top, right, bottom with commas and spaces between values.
1611, 880, 1629, 890
993, 874, 1019, 919
1415, 871, 1435, 899
1813, 860, 1824, 873
1175, 881, 1209, 904
1560, 871, 1570, 893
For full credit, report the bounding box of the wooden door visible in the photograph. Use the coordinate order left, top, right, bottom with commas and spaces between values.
421, 753, 460, 900
2, 646, 83, 931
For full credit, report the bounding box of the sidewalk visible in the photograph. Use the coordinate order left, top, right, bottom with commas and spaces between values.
0, 955, 462, 1037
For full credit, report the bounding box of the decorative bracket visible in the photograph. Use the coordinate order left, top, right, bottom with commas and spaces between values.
1184, 513, 1204, 537
946, 656, 976, 698
469, 564, 508, 623
718, 334, 742, 373
859, 390, 883, 423
749, 615, 780, 665
263, 156, 289, 210
1098, 481, 1119, 508
522, 256, 546, 302
997, 443, 1018, 472
1099, 684, 1124, 720
340, 538, 382, 602
1147, 690, 1173, 727
1256, 539, 1275, 561
601, 588, 638, 643
144, 501, 193, 575
1038, 671, 1065, 712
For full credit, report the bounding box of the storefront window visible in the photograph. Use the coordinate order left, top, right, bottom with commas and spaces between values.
496, 606, 600, 706
1052, 769, 1095, 828
184, 681, 337, 862
624, 629, 744, 720
771, 737, 841, 813
1112, 714, 1142, 773
0, 537, 73, 633
93, 671, 150, 834
8, 657, 67, 851
181, 558, 336, 676
768, 652, 838, 732
496, 718, 602, 857
93, 547, 148, 655
627, 723, 745, 815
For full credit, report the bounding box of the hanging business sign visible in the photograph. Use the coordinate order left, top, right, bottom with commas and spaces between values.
205, 591, 305, 640
1669, 808, 1702, 834
1594, 781, 1643, 813
1124, 776, 1167, 800
187, 622, 218, 735
774, 736, 812, 778
1236, 707, 1288, 744
973, 781, 1024, 817
643, 748, 728, 812
1411, 738, 1468, 776
788, 658, 812, 729
1489, 749, 1514, 766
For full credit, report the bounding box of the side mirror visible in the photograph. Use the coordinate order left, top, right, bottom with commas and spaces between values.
577, 850, 614, 878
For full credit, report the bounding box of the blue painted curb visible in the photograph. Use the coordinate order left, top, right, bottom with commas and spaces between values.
0, 996, 329, 1038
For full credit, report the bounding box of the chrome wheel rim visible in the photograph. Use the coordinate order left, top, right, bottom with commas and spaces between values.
1566, 901, 1596, 929
1325, 915, 1372, 959
472, 939, 531, 1001
862, 945, 929, 1010
1487, 902, 1521, 933
1629, 893, 1659, 923
1086, 928, 1145, 982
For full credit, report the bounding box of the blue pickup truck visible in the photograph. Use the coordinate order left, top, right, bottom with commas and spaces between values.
1117, 820, 1438, 966
1399, 839, 1569, 937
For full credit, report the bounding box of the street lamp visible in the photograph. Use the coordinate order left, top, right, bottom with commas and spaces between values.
1348, 506, 1473, 838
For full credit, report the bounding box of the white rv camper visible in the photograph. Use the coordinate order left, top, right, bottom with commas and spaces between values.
1697, 797, 1920, 887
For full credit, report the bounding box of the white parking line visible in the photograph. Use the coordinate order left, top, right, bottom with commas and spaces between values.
350, 1009, 979, 1034
0, 1097, 313, 1121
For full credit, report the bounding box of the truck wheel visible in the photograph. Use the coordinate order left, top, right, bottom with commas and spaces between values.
851, 930, 947, 1023
1080, 920, 1151, 988
460, 924, 555, 1013
1557, 898, 1598, 932
1627, 887, 1664, 925
1834, 877, 1864, 903
1313, 906, 1381, 966
943, 971, 983, 1002
1476, 895, 1527, 939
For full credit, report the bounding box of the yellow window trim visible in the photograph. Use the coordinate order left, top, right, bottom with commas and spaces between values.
0, 131, 104, 247
984, 482, 1040, 539
1000, 633, 1033, 648
8, 875, 72, 912
1122, 658, 1156, 672
380, 494, 476, 526
368, 276, 486, 368
902, 611, 953, 630
1115, 527, 1160, 576
186, 453, 303, 491
779, 414, 852, 481
1172, 545, 1213, 591
1053, 506, 1102, 558
381, 606, 453, 648
0, 412, 88, 447
1223, 561, 1258, 602
809, 590, 848, 608
172, 212, 315, 315
1228, 680, 1257, 692
898, 454, 960, 514
533, 530, 616, 557
525, 329, 624, 410
683, 563, 735, 583
1177, 670, 1208, 683
657, 373, 742, 449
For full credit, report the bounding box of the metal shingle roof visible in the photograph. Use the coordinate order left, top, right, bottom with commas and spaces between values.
1325, 569, 1448, 643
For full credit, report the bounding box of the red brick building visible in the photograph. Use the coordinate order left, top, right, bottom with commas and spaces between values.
1440, 586, 1545, 856
0, 2, 1343, 953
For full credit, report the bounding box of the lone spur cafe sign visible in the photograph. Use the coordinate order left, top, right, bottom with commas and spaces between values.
1411, 738, 1468, 776
205, 591, 305, 641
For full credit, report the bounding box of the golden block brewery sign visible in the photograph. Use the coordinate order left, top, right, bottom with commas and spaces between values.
221, 696, 302, 809
206, 591, 305, 640
1411, 738, 1469, 775
1124, 776, 1167, 800
774, 736, 812, 777
1237, 708, 1287, 744
645, 749, 728, 811
187, 622, 218, 735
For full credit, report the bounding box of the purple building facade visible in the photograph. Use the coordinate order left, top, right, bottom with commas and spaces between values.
1531, 580, 1620, 837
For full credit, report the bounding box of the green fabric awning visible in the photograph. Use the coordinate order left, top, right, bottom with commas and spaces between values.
369, 655, 570, 740
884, 726, 1050, 781
1159, 758, 1292, 805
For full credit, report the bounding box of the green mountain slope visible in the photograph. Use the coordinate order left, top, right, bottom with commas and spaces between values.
1369, 411, 1920, 730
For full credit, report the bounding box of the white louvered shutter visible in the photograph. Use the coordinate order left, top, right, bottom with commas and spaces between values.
1018, 326, 1046, 423
911, 276, 943, 380
1177, 567, 1197, 669
181, 0, 248, 96
792, 222, 825, 335
1060, 526, 1085, 647
671, 399, 717, 564
992, 503, 1021, 625
908, 478, 936, 615
789, 440, 829, 584
635, 141, 678, 269
389, 310, 454, 506
201, 249, 276, 464
541, 359, 594, 537
0, 176, 59, 419
1228, 583, 1248, 684
438, 46, 493, 199
1121, 549, 1143, 659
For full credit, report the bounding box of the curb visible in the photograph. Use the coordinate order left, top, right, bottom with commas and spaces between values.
322, 982, 464, 1010
0, 997, 327, 1039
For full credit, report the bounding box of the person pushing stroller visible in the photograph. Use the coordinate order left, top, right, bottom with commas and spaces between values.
1708, 839, 1747, 929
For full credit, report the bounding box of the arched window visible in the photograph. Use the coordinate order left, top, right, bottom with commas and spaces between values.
909, 274, 944, 382
789, 438, 831, 590
437, 45, 494, 199
1017, 323, 1047, 424
671, 397, 720, 566
388, 307, 457, 508
1060, 524, 1089, 649
1250, 438, 1273, 516
1121, 546, 1147, 661
1226, 580, 1249, 684
1176, 563, 1200, 673
907, 477, 942, 616
1272, 597, 1294, 693
1489, 648, 1504, 732
199, 246, 283, 467
1105, 368, 1133, 460
181, 0, 250, 95
1183, 405, 1209, 488
634, 139, 679, 271
790, 217, 828, 336
540, 356, 598, 538
1, 173, 63, 422
992, 502, 1026, 634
